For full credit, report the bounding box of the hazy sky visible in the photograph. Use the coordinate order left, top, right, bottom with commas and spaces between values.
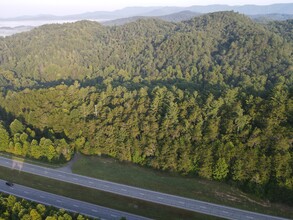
1, 0, 292, 18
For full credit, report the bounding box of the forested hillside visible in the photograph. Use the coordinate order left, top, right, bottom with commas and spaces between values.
0, 12, 292, 203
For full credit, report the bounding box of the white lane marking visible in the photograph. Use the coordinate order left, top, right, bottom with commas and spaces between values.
179, 201, 184, 204
121, 188, 127, 192
222, 211, 229, 214
111, 214, 117, 218
5, 161, 9, 164
73, 178, 78, 181
44, 171, 48, 174
139, 192, 145, 196
157, 197, 163, 200
56, 200, 62, 203
58, 174, 62, 177
24, 191, 29, 194
73, 204, 79, 207
92, 209, 98, 213
89, 181, 94, 184
246, 216, 254, 219
199, 206, 207, 209
103, 185, 109, 188
40, 195, 45, 198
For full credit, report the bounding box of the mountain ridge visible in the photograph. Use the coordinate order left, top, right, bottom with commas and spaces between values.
1, 3, 292, 21
0, 11, 291, 88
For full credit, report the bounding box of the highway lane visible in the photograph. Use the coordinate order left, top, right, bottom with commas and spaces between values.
0, 179, 149, 220
0, 156, 289, 220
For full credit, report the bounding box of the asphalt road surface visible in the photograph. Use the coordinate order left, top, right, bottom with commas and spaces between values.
0, 179, 149, 220
0, 156, 289, 220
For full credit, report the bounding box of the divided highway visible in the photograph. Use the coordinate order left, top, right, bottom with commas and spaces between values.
0, 156, 288, 220
0, 179, 149, 220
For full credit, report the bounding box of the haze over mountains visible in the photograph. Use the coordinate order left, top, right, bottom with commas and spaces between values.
0, 3, 292, 37
1, 3, 293, 21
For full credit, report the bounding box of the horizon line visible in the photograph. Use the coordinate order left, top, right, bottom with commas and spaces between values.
0, 2, 292, 20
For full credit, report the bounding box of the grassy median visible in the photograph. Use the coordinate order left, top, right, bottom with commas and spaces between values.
72, 154, 293, 219
0, 166, 221, 220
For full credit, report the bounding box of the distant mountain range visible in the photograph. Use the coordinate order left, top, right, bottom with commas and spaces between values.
1, 3, 293, 21
103, 11, 202, 26
250, 13, 293, 22
103, 11, 293, 26
1, 4, 292, 37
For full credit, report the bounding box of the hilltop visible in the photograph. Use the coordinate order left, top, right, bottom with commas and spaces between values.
0, 12, 292, 205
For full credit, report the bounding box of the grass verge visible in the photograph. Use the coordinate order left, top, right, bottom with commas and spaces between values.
0, 166, 221, 220
72, 154, 293, 219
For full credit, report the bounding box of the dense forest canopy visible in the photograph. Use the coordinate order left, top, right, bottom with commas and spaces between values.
0, 12, 292, 204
